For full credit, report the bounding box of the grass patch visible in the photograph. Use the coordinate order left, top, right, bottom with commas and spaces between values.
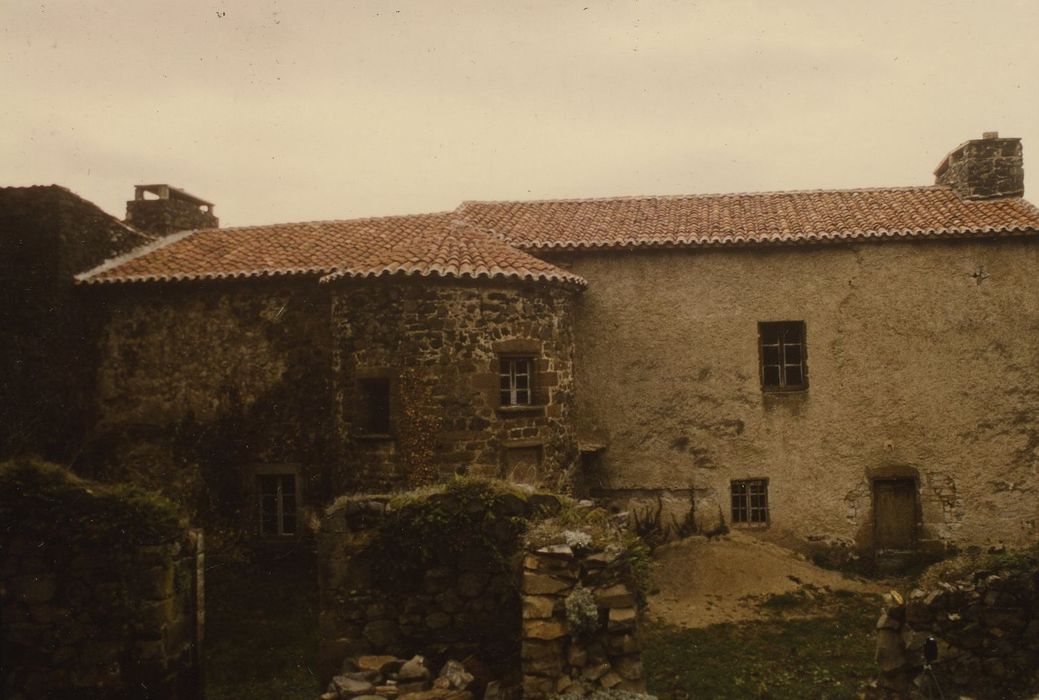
644, 592, 881, 699
203, 545, 319, 700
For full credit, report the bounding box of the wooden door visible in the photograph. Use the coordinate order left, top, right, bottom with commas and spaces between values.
873, 478, 917, 550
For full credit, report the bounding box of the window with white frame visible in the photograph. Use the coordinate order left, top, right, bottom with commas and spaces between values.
258, 473, 297, 536
499, 356, 533, 406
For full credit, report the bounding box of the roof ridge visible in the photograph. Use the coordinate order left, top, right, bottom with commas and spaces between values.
457, 184, 949, 208
194, 210, 459, 235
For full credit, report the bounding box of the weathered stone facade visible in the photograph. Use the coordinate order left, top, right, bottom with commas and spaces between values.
331, 280, 580, 490
84, 280, 336, 527
0, 185, 152, 461
1, 460, 203, 699
550, 236, 1039, 555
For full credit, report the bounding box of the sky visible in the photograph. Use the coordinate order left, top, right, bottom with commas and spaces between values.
3, 1, 1039, 228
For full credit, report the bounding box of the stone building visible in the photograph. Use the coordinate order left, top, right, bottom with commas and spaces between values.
43, 132, 1039, 556
0, 185, 152, 461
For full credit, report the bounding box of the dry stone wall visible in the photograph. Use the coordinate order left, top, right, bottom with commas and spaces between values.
318, 479, 647, 698
0, 459, 203, 699
331, 280, 580, 491
521, 540, 645, 698
870, 549, 1039, 699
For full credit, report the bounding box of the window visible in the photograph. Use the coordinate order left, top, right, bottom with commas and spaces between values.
499, 357, 533, 406
358, 377, 391, 434
731, 479, 769, 525
759, 321, 807, 391
259, 473, 297, 536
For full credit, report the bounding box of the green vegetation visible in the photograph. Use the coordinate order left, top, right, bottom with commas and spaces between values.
0, 457, 184, 546
204, 546, 319, 700
643, 591, 881, 700
372, 477, 532, 592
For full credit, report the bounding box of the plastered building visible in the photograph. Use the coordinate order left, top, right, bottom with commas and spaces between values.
7, 132, 1038, 558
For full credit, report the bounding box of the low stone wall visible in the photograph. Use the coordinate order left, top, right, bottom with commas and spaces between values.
318, 479, 648, 698
871, 549, 1039, 699
0, 459, 203, 700
318, 480, 562, 683
521, 539, 645, 698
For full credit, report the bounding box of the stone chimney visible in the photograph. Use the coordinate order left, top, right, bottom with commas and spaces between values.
934, 132, 1024, 200
125, 184, 218, 236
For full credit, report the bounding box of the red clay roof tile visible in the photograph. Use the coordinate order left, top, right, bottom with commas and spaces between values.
457, 186, 1039, 250
77, 212, 586, 287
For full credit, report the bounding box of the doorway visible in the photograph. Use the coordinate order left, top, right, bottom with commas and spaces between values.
873, 478, 917, 551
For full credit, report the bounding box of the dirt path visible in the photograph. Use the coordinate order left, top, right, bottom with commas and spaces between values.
646, 529, 883, 628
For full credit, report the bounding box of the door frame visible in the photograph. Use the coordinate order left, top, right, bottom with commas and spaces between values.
871, 476, 919, 552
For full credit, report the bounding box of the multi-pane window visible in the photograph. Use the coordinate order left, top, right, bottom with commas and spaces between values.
759, 321, 807, 391
358, 377, 391, 434
259, 474, 297, 536
499, 357, 533, 406
731, 479, 769, 525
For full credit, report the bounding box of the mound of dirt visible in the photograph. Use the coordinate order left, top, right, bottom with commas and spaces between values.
646, 529, 881, 628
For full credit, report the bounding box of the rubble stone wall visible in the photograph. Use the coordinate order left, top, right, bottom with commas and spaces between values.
330, 279, 580, 491
86, 280, 335, 526
318, 480, 647, 698
521, 541, 645, 698
0, 460, 203, 700
872, 551, 1039, 698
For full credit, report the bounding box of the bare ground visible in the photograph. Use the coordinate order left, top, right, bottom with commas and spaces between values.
646, 529, 884, 628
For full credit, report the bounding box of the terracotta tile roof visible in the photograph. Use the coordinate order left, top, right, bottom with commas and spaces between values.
456, 186, 1039, 250
76, 212, 586, 287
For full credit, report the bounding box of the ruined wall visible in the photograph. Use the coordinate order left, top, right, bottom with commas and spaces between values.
317, 481, 563, 683
331, 280, 580, 491
85, 279, 335, 528
548, 237, 1039, 552
1, 460, 202, 700
317, 479, 647, 699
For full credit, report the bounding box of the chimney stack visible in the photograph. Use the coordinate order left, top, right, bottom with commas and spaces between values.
934, 132, 1023, 200
125, 184, 218, 236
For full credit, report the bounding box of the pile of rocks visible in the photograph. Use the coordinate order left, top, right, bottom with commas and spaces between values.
870, 564, 1039, 698
321, 655, 480, 700
521, 541, 645, 699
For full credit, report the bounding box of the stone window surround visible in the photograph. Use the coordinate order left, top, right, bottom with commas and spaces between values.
254, 463, 302, 538
493, 338, 552, 414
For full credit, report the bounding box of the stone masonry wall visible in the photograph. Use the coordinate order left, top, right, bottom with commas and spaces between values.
0, 185, 152, 462
934, 134, 1024, 200
871, 549, 1039, 698
317, 481, 564, 684
1, 460, 203, 699
331, 279, 580, 492
85, 280, 335, 528
521, 538, 645, 698
318, 479, 647, 699
548, 237, 1039, 554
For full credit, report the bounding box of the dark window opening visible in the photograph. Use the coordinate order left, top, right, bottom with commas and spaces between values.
500, 357, 533, 406
259, 474, 297, 536
759, 321, 807, 391
731, 479, 769, 525
359, 377, 391, 434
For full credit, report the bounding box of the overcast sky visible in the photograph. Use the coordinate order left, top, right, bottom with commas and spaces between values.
4, 1, 1039, 227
